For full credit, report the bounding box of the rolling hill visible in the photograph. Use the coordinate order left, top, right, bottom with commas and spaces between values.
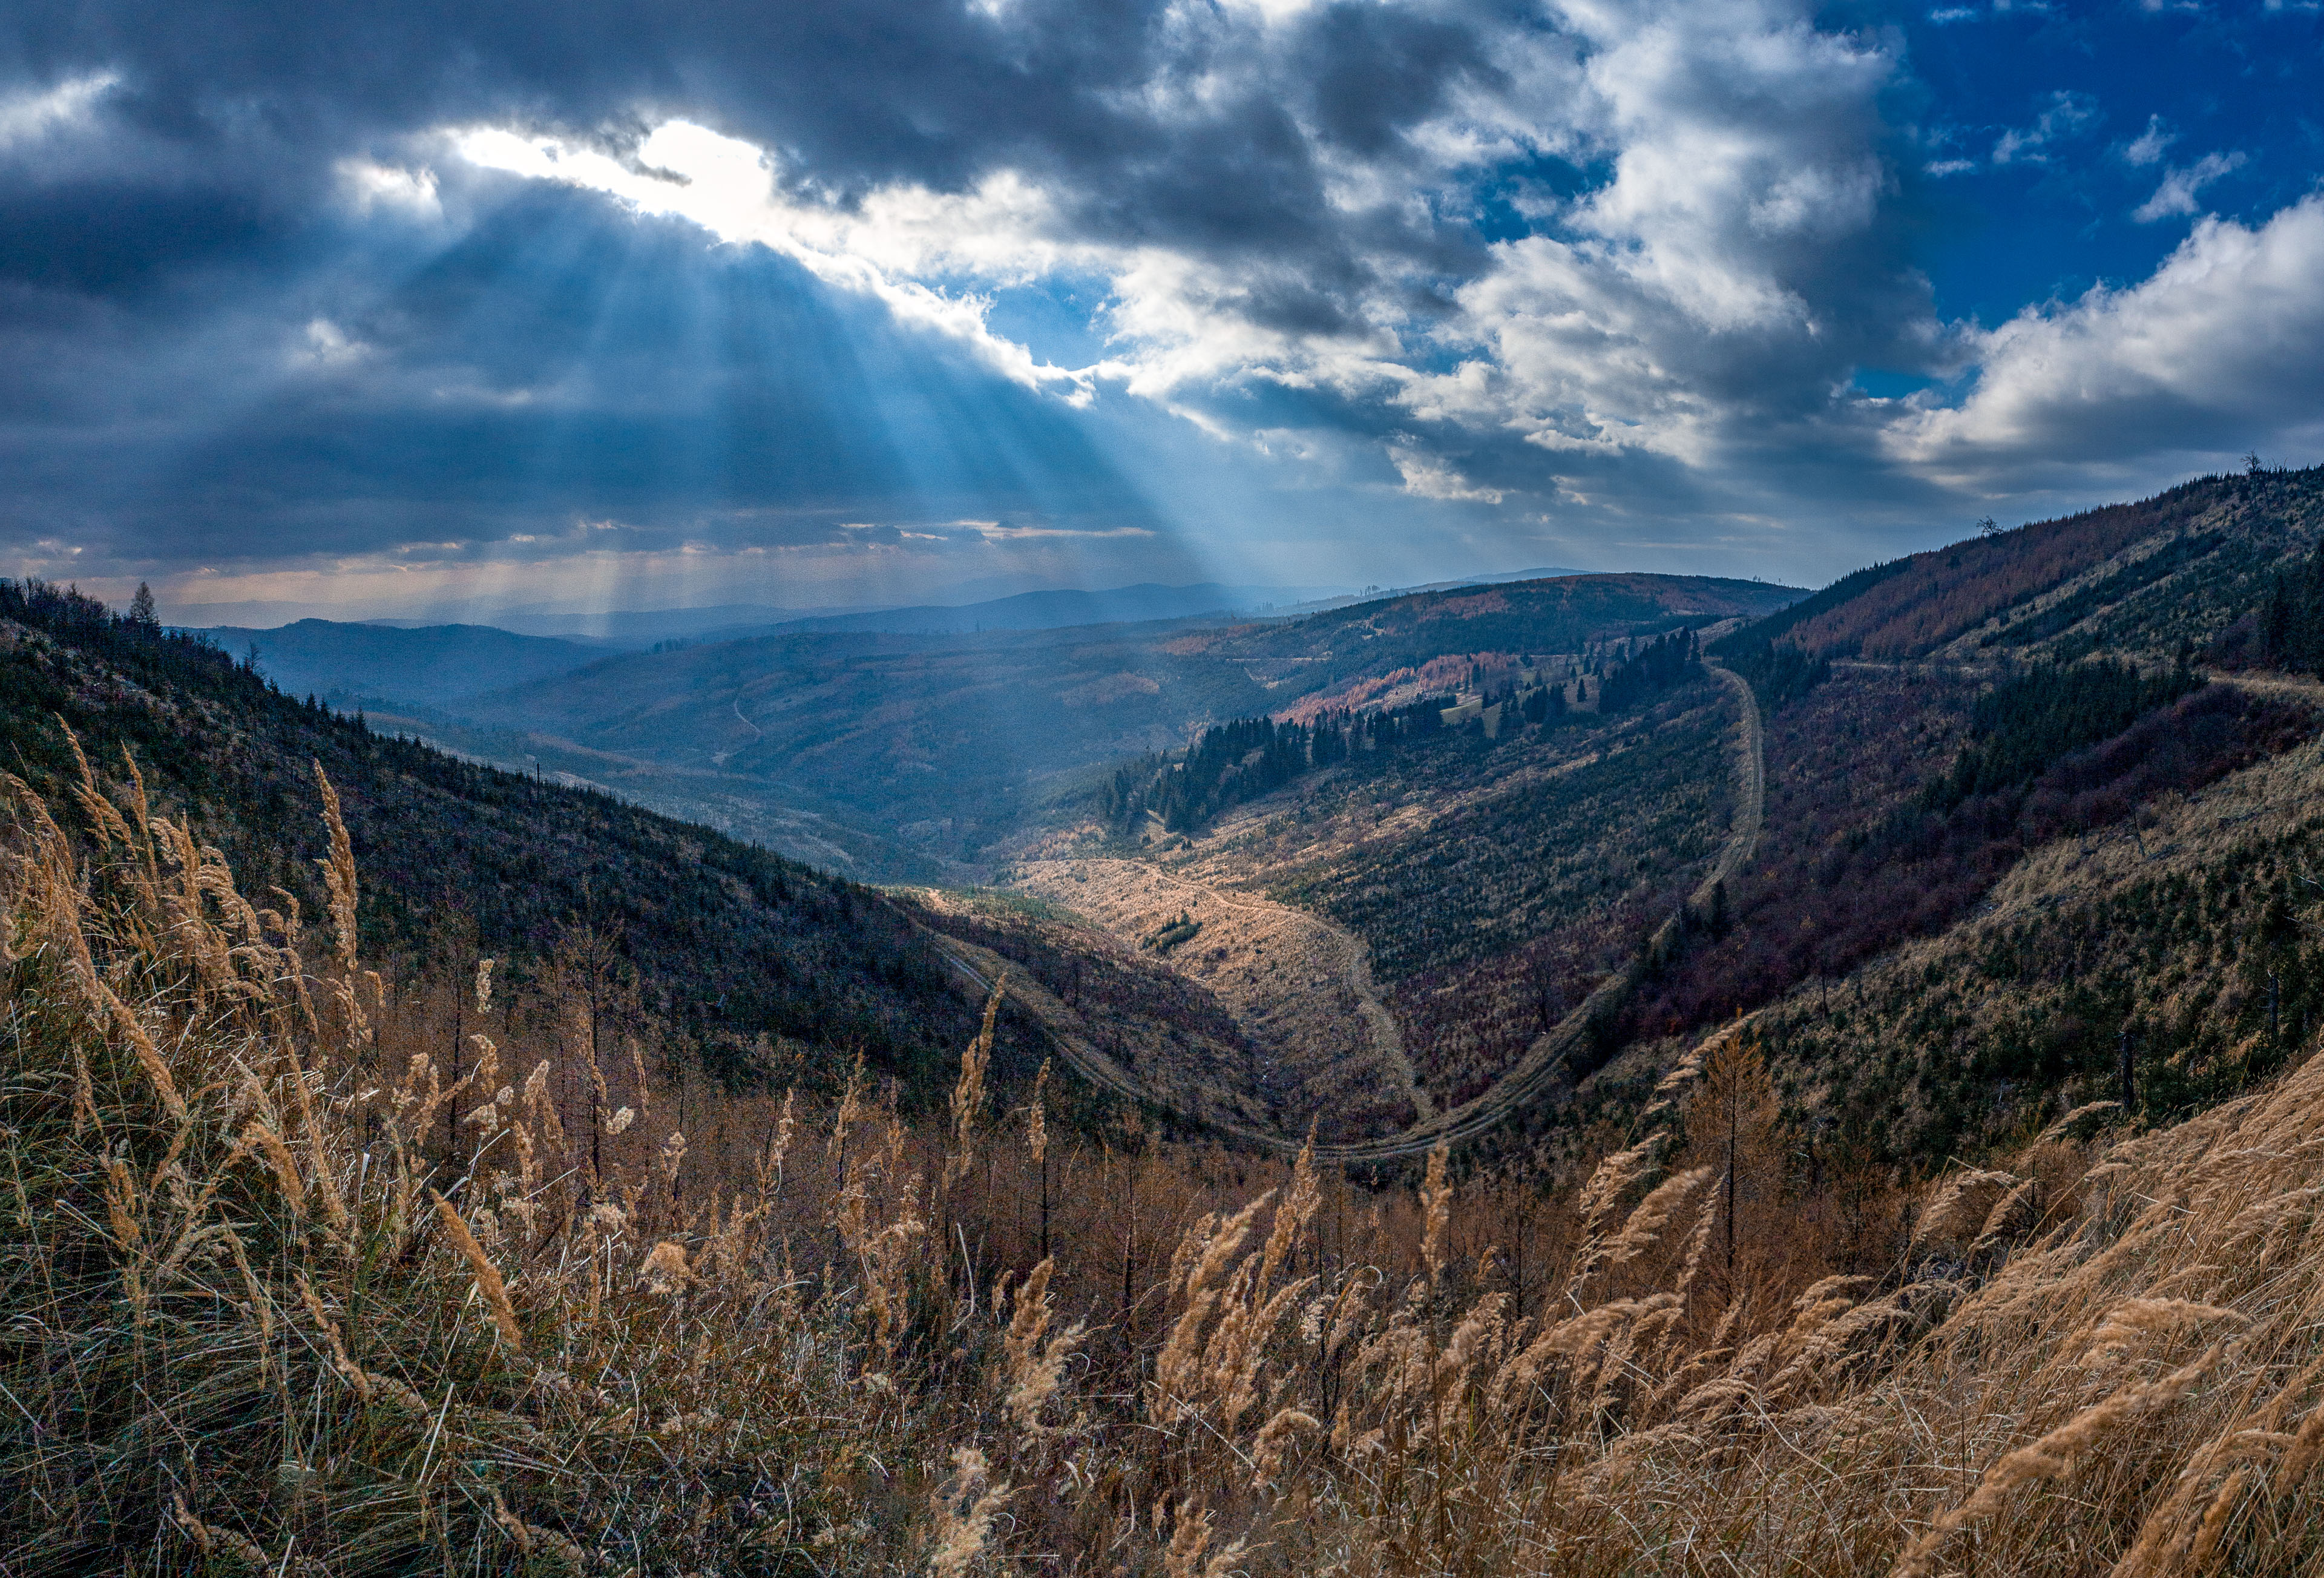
453, 571, 1801, 867
2, 580, 1163, 1106
187, 618, 608, 709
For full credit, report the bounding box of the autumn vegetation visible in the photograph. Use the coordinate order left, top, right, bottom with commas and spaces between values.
15, 749, 2324, 1574
16, 471, 2324, 1573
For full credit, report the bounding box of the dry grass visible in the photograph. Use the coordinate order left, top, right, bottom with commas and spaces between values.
10, 736, 2324, 1574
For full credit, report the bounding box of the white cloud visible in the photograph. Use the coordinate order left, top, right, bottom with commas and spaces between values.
2132, 150, 2246, 223
338, 157, 441, 219
1992, 90, 2098, 166
0, 70, 117, 152
2122, 114, 2176, 168
293, 318, 370, 369
970, 522, 1157, 539
1884, 196, 2324, 484
1390, 444, 1507, 504
1396, 0, 1905, 466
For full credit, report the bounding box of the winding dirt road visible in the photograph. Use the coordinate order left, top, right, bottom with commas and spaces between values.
933, 662, 1766, 1163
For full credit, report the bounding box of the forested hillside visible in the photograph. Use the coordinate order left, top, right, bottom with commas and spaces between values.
1758, 464, 2324, 662
1576, 464, 2324, 1166
1100, 627, 1705, 837
0, 580, 1037, 1099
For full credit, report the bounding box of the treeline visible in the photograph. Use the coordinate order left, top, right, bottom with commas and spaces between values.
1921, 657, 2202, 813
1710, 636, 1831, 714
1103, 630, 1702, 835
1099, 699, 1445, 833
1, 576, 241, 685
2253, 534, 2324, 675
1594, 627, 1700, 710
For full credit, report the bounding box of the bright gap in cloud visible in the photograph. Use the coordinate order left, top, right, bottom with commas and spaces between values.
0, 70, 117, 151
455, 121, 1117, 403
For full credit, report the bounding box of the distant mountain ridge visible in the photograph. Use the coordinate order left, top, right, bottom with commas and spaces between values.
746, 581, 1353, 637
3, 580, 1027, 1093
183, 582, 1368, 711
184, 618, 611, 709
452, 570, 1803, 864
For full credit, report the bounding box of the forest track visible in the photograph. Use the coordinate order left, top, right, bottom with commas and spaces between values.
933, 662, 1765, 1164
1075, 862, 1430, 1122
2208, 669, 2324, 704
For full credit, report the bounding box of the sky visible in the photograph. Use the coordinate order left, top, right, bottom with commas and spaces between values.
1, 0, 2320, 623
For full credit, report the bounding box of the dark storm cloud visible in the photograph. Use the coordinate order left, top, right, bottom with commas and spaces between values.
0, 0, 1520, 300
0, 175, 1164, 572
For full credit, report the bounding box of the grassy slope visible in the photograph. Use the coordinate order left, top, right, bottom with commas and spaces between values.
18, 754, 2324, 1576
1710, 712, 2324, 1163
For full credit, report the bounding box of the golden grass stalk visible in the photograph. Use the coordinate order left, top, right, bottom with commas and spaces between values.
1420, 1140, 1451, 1289
1025, 1056, 1049, 1166
311, 759, 359, 973
240, 1119, 306, 1218
639, 1240, 695, 1296
169, 1492, 269, 1568
1001, 1256, 1085, 1431
429, 1188, 525, 1352
928, 1446, 1010, 1578
1607, 1165, 1714, 1266
1888, 1341, 2233, 1578
946, 980, 1002, 1187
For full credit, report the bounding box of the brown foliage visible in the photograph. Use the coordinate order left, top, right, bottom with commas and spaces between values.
1781, 482, 2220, 659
